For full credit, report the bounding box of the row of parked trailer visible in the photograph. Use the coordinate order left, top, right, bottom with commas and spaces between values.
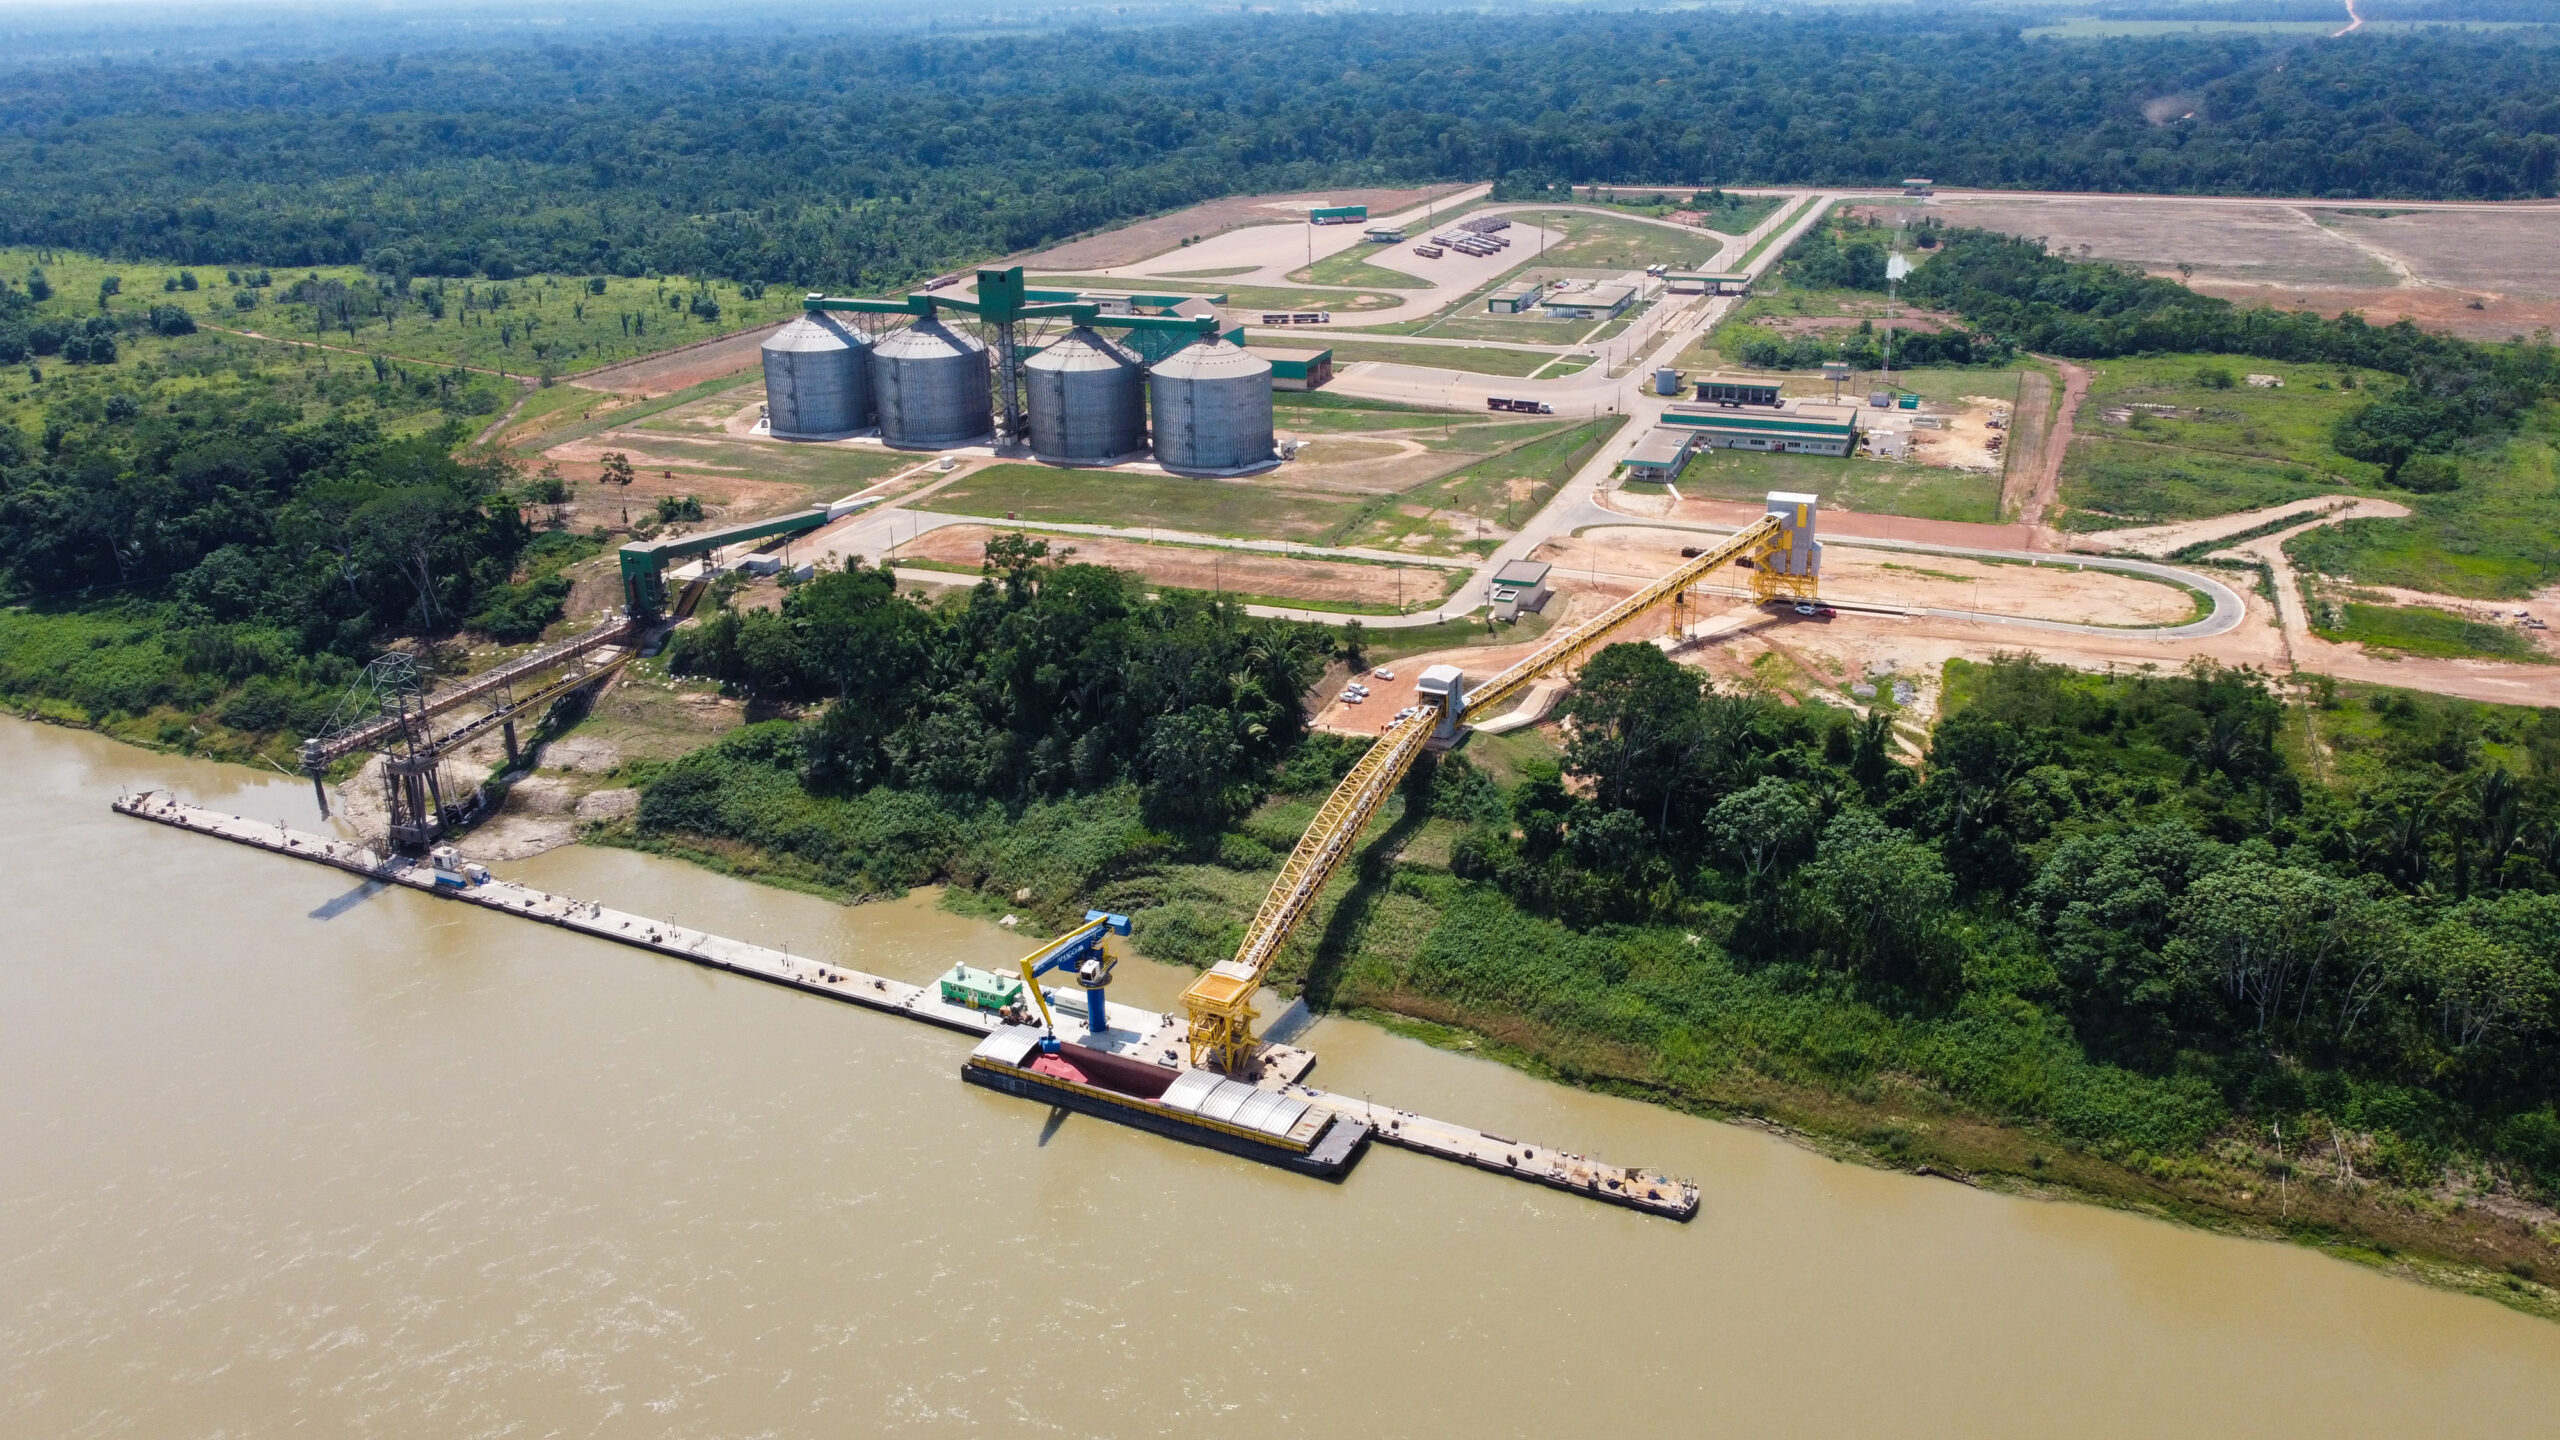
1416, 211, 1516, 260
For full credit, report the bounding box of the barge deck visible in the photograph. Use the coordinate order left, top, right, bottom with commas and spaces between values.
113, 790, 1699, 1221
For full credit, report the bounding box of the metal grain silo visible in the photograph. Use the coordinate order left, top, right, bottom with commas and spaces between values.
873, 318, 993, 449
1148, 339, 1274, 474
761, 313, 872, 437
1026, 326, 1145, 463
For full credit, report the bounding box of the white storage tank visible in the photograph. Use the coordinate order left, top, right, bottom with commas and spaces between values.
761, 313, 873, 437
1148, 339, 1274, 474
873, 317, 993, 448
1026, 326, 1146, 463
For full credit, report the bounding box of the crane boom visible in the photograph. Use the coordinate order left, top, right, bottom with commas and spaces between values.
1178, 508, 1800, 1074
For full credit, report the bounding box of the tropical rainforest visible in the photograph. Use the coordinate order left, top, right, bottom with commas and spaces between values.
3, 15, 2558, 293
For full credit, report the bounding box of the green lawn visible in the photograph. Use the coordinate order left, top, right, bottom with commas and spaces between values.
1287, 249, 1436, 289
1312, 339, 1569, 378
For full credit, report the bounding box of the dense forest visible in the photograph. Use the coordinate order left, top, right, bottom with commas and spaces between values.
657, 537, 1336, 838
3, 15, 2557, 290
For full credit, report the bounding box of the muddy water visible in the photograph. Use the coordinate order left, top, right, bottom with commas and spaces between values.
5, 716, 2558, 1438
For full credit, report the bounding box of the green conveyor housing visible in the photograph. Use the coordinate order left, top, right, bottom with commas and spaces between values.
619, 507, 833, 615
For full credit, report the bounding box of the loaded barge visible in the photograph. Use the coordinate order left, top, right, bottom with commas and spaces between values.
964, 1025, 1369, 1178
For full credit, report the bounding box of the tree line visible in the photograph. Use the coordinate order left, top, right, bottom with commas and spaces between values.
1441, 645, 2560, 1189
2, 16, 2557, 293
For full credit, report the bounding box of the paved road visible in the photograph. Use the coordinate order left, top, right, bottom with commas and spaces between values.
820, 187, 2244, 645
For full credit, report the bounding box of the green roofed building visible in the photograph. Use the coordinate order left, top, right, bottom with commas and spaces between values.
1250, 345, 1334, 391
1309, 204, 1368, 225
1660, 400, 1860, 456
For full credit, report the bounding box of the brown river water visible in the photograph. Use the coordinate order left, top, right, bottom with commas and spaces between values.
5, 717, 2559, 1438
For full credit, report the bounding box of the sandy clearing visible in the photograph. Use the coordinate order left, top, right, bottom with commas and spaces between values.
1014, 186, 1475, 272
896, 524, 1448, 610
1543, 526, 2203, 628
1919, 195, 2560, 340
1929, 197, 2394, 289
2317, 207, 2560, 300
2074, 494, 2405, 559
570, 325, 781, 397
1310, 638, 1554, 736
1592, 490, 2050, 552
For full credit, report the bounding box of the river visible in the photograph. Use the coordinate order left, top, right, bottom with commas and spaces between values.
4, 716, 2557, 1438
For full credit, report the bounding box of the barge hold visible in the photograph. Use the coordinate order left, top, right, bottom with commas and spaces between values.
964, 1026, 1369, 1179
111, 790, 1696, 1221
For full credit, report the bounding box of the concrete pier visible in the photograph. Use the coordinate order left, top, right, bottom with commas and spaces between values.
114, 791, 1699, 1221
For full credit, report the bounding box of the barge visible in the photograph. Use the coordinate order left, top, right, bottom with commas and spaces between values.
963, 1025, 1370, 1180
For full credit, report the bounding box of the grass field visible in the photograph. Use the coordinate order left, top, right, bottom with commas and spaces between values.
2044, 354, 2560, 598
929, 465, 1356, 541
2059, 355, 2399, 529
1339, 417, 1624, 552
1, 319, 499, 438
2316, 600, 2548, 662
1672, 444, 2003, 524
1575, 188, 1782, 235
923, 415, 1612, 552
1311, 339, 1571, 378
1286, 249, 1437, 289
2288, 416, 2560, 598
2, 246, 797, 384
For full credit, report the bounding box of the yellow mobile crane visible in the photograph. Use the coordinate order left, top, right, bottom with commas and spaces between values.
1179, 492, 1823, 1074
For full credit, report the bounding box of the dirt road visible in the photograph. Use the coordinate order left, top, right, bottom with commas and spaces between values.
2015, 358, 2088, 544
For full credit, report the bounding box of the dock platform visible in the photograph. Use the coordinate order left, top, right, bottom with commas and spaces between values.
114, 791, 1699, 1221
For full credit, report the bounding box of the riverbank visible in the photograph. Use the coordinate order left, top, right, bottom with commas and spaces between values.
1349, 1003, 2560, 1323
23, 698, 2560, 1322
582, 736, 2560, 1323
19, 709, 2560, 1437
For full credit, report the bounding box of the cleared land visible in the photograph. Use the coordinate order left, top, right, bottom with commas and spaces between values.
1543, 525, 2206, 628
1897, 196, 2560, 340
1316, 339, 1571, 378
896, 524, 1461, 614
924, 415, 1612, 554
1002, 185, 1471, 271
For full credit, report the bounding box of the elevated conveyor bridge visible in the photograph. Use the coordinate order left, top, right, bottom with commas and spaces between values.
1180, 495, 1822, 1074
